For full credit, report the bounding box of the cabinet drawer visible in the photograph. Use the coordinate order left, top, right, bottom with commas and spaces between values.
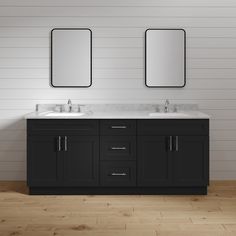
27, 119, 99, 136
100, 136, 136, 161
100, 161, 136, 186
100, 120, 136, 135
138, 119, 209, 136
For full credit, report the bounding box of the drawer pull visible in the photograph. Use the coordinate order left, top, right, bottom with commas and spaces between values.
169, 136, 173, 152
58, 136, 61, 152
110, 172, 127, 176
175, 136, 179, 152
111, 147, 126, 150
64, 136, 68, 151
111, 126, 127, 129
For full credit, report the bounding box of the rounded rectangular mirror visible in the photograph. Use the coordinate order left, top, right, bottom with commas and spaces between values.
51, 28, 92, 87
145, 29, 186, 88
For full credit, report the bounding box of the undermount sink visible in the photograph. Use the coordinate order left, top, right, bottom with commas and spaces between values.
45, 112, 85, 117
149, 112, 191, 117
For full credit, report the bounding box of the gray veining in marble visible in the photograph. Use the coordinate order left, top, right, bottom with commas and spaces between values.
25, 103, 209, 120
35, 103, 199, 113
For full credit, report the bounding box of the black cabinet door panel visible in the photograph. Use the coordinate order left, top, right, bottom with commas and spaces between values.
63, 136, 99, 186
137, 136, 171, 186
173, 136, 209, 186
27, 135, 63, 186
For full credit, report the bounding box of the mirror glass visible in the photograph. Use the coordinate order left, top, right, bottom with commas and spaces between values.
145, 29, 186, 87
51, 28, 92, 87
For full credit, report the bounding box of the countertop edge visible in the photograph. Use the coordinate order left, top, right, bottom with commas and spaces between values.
24, 111, 210, 120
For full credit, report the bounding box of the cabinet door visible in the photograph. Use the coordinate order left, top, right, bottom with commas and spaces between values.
27, 135, 63, 186
172, 136, 209, 186
137, 136, 171, 186
64, 136, 99, 186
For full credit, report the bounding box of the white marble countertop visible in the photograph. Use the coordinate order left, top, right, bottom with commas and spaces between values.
25, 110, 210, 119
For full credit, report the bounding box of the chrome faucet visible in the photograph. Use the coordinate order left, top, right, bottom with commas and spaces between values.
67, 99, 72, 112
35, 104, 39, 112
164, 99, 170, 113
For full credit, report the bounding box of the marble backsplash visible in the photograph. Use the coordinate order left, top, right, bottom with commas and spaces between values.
36, 103, 199, 113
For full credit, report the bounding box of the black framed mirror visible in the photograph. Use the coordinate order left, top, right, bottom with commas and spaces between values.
51, 28, 92, 87
145, 29, 186, 88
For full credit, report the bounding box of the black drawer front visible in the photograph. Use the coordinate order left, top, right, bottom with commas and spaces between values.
100, 161, 136, 186
27, 120, 99, 136
100, 120, 136, 135
100, 136, 136, 161
137, 119, 209, 136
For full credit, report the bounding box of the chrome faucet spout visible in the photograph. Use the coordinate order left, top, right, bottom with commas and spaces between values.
67, 99, 72, 112
164, 99, 170, 113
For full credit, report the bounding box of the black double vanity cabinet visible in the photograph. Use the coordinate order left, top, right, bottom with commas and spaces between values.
27, 119, 209, 195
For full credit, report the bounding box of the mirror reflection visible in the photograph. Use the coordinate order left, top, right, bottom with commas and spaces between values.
145, 29, 186, 88
51, 28, 92, 87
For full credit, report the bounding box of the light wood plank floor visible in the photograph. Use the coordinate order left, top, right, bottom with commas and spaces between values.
0, 181, 236, 236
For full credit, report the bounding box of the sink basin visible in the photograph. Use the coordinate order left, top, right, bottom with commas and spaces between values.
45, 112, 85, 117
149, 112, 191, 117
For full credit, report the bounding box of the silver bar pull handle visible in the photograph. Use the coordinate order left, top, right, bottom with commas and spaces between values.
175, 136, 179, 152
58, 136, 61, 152
111, 173, 127, 176
64, 136, 68, 151
169, 136, 173, 152
111, 126, 127, 129
111, 147, 126, 150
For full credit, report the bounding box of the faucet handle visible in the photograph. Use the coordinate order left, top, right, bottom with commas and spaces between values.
35, 104, 39, 112
77, 104, 86, 112
165, 99, 170, 105
71, 104, 85, 113
55, 105, 63, 112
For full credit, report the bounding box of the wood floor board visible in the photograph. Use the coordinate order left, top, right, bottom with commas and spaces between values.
223, 224, 236, 232
0, 181, 236, 236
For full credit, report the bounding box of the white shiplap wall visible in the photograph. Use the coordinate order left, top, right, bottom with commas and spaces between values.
0, 0, 236, 180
